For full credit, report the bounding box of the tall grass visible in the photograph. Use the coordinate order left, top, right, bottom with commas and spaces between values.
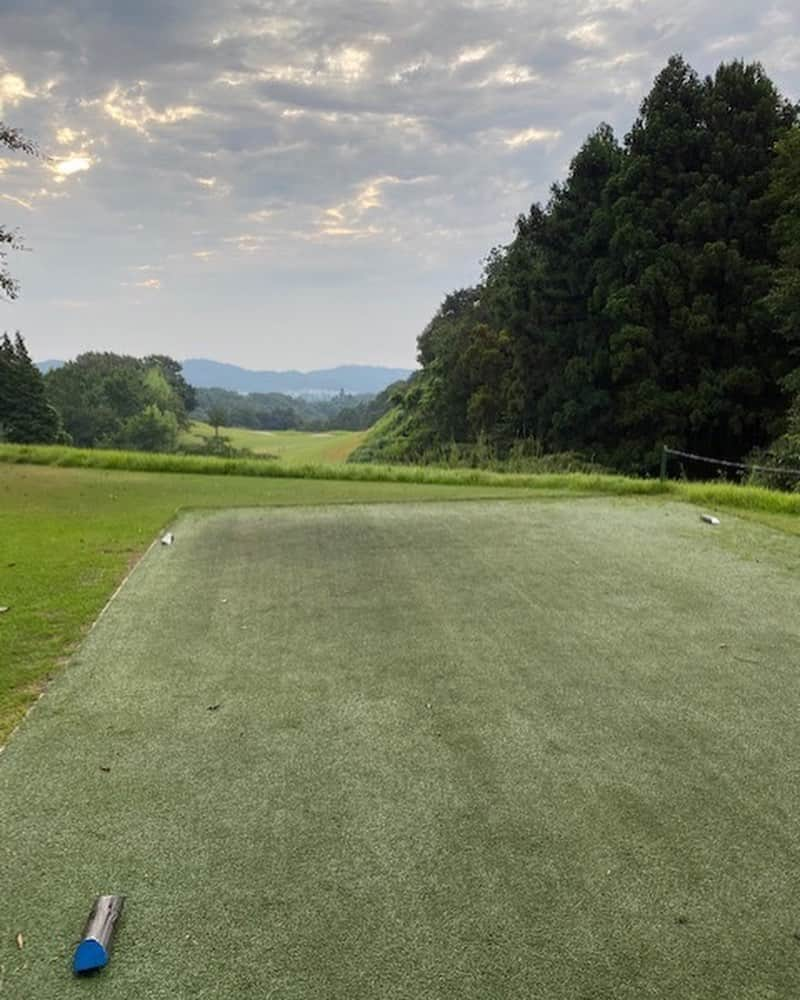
3, 442, 800, 515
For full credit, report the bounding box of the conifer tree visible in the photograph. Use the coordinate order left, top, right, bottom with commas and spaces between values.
0, 332, 60, 443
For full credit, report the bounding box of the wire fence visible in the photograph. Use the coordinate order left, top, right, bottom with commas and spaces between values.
662, 446, 800, 481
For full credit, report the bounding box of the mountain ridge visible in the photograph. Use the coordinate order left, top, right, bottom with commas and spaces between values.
181, 359, 413, 395
36, 358, 414, 395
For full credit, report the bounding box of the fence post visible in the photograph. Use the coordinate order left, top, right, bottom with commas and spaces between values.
659, 445, 668, 482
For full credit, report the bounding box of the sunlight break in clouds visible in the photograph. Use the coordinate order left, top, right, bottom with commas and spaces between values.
0, 71, 33, 111
52, 155, 94, 178
99, 85, 204, 135
504, 127, 563, 148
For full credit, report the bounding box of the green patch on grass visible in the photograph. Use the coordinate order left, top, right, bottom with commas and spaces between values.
2, 500, 800, 998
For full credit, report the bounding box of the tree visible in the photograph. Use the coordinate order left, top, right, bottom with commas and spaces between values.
360, 55, 799, 475
207, 404, 227, 438
598, 57, 796, 468
766, 127, 800, 346
0, 332, 60, 442
0, 124, 38, 300
120, 404, 178, 453
144, 354, 197, 419
44, 352, 193, 449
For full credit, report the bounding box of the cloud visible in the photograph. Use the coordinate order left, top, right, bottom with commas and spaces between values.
52, 154, 94, 178
504, 127, 563, 148
0, 0, 797, 368
0, 71, 33, 111
95, 85, 206, 135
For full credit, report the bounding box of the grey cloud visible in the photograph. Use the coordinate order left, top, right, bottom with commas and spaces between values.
1, 0, 798, 368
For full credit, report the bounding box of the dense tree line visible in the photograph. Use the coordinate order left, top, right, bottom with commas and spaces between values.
44, 352, 196, 451
372, 58, 800, 473
192, 385, 395, 432
0, 333, 62, 443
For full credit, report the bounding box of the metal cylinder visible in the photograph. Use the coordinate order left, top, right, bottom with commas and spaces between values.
73, 894, 125, 974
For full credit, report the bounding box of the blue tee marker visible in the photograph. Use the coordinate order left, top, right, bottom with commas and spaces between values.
73, 895, 125, 974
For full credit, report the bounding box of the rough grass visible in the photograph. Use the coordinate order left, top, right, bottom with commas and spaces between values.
2, 500, 800, 998
180, 423, 367, 463
4, 442, 800, 516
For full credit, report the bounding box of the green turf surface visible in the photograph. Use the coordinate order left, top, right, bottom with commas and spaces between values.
181, 423, 367, 463
2, 499, 800, 998
0, 464, 540, 741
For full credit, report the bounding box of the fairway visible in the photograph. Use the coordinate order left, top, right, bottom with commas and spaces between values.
181, 423, 367, 464
2, 499, 800, 998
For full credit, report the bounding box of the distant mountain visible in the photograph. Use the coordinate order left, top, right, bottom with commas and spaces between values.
36, 359, 65, 374
35, 357, 414, 396
180, 360, 413, 396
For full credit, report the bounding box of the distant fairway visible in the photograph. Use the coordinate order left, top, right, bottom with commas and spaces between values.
181, 422, 367, 463
2, 500, 800, 998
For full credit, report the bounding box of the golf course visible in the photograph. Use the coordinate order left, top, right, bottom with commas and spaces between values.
2, 457, 800, 998
179, 423, 368, 465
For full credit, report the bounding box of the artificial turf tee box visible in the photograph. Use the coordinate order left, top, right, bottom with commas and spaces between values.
1, 499, 800, 999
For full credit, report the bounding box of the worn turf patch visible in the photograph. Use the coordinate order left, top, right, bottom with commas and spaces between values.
1, 500, 799, 998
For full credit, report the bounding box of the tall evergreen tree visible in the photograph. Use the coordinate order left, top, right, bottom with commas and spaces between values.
527, 124, 623, 451
766, 126, 800, 347
600, 57, 796, 467
363, 55, 799, 475
0, 333, 60, 443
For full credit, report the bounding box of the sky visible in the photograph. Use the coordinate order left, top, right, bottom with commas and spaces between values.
1, 1, 798, 370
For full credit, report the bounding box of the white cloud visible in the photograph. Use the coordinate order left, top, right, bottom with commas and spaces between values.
51, 154, 94, 179
504, 127, 562, 148
1, 192, 33, 210
707, 33, 750, 53
0, 71, 33, 112
56, 127, 80, 145
455, 44, 496, 66
98, 85, 204, 135
326, 47, 371, 82
567, 21, 608, 48
480, 63, 539, 86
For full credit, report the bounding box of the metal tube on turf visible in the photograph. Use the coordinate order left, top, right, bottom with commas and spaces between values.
73, 895, 125, 974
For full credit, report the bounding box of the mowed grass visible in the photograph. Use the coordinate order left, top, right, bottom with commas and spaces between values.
0, 464, 540, 743
2, 500, 800, 999
181, 422, 367, 463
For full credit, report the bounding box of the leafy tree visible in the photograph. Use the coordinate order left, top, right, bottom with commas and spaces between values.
207, 404, 227, 438
44, 352, 193, 449
0, 332, 61, 442
144, 355, 197, 419
120, 404, 178, 452
0, 124, 38, 300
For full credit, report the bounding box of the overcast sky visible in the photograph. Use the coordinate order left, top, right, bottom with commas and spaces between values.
1, 1, 798, 370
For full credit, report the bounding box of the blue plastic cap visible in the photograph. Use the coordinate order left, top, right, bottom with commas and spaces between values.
73, 938, 108, 974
